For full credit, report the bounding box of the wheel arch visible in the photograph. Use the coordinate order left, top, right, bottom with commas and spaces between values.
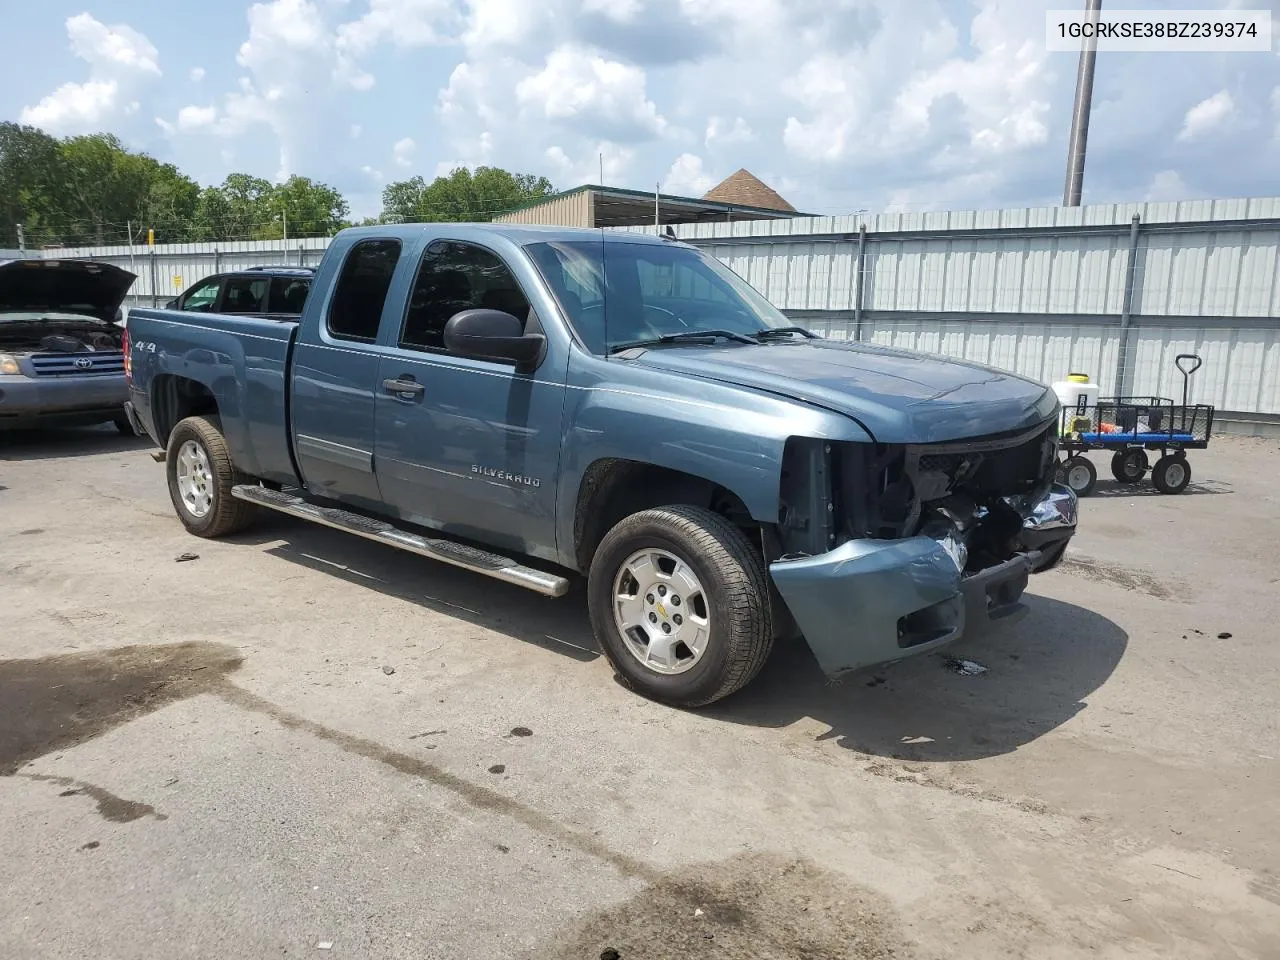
151, 374, 219, 449
571, 458, 759, 573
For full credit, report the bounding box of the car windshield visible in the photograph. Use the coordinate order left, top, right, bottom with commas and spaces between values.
524, 238, 796, 355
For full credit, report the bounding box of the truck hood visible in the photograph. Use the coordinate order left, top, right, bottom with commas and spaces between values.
0, 259, 136, 324
629, 338, 1059, 443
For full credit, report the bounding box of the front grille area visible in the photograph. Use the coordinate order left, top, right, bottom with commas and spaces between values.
906, 422, 1057, 501
28, 351, 125, 377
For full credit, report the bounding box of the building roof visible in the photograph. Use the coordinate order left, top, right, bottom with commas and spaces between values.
494, 183, 810, 227
702, 169, 796, 213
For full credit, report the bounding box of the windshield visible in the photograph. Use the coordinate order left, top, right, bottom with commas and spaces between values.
524, 239, 796, 355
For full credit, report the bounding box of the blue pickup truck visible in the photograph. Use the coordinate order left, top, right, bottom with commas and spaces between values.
123, 223, 1076, 706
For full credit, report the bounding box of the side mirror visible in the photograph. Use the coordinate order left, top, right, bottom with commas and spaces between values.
443, 308, 545, 370
165, 299, 178, 310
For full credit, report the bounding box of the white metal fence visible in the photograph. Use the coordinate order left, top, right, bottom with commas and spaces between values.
40, 196, 1280, 434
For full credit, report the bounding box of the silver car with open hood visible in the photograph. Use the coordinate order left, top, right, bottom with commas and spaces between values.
0, 258, 136, 432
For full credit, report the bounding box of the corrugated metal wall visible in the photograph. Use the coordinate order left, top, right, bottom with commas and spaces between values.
650, 197, 1280, 429
38, 195, 1280, 428
492, 190, 593, 227
43, 238, 331, 307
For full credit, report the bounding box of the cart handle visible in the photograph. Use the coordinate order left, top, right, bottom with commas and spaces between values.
1175, 354, 1202, 377
1175, 353, 1202, 425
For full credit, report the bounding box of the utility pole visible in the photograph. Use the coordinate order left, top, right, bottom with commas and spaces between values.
282, 207, 288, 242
1063, 0, 1102, 206
654, 182, 660, 235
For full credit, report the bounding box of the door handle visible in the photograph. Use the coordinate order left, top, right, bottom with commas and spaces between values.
383, 377, 425, 398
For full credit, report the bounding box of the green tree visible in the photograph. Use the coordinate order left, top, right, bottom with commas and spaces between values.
0, 123, 63, 248
380, 166, 554, 223
254, 175, 350, 240
190, 186, 234, 242
51, 134, 200, 245
189, 173, 350, 241
214, 173, 275, 240
139, 163, 201, 240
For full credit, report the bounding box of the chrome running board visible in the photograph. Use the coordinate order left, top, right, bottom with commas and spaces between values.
231, 484, 570, 598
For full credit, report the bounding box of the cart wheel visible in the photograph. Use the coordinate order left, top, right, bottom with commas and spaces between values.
1110, 449, 1149, 484
1062, 455, 1097, 496
1152, 455, 1191, 495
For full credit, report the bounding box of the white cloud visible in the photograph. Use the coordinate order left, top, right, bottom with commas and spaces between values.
66, 12, 160, 76
101, 0, 1280, 221
237, 0, 329, 70
704, 116, 754, 150
583, 0, 642, 21
336, 0, 457, 53
1178, 90, 1235, 141
19, 14, 161, 133
393, 137, 417, 168
462, 0, 558, 51
546, 140, 634, 185
177, 105, 218, 131
1144, 170, 1189, 202
361, 164, 383, 180
662, 153, 715, 195
22, 81, 121, 132
516, 44, 667, 139
350, 124, 363, 138
189, 66, 206, 82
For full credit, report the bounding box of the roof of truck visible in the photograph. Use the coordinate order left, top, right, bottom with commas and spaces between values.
337, 222, 679, 247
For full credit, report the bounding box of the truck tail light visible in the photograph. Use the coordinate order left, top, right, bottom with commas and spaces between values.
122, 327, 131, 383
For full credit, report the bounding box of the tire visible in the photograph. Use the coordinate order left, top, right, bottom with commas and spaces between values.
1151, 454, 1191, 495
113, 412, 135, 436
165, 415, 258, 537
587, 505, 773, 708
1061, 455, 1097, 497
1110, 448, 1148, 484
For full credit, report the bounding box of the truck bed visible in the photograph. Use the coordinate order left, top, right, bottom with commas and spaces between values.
125, 308, 300, 484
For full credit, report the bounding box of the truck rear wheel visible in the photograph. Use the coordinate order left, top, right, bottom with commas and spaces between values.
587, 505, 773, 708
166, 416, 258, 537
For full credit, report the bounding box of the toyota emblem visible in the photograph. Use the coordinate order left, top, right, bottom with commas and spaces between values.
74, 357, 94, 369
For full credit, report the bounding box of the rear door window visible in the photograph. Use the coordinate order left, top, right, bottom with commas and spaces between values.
268, 276, 310, 314
327, 239, 402, 342
221, 276, 269, 314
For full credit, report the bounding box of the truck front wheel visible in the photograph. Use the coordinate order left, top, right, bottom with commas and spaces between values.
587, 505, 774, 708
165, 415, 258, 537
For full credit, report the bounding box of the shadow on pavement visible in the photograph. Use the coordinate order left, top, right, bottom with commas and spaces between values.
1085, 477, 1231, 498
225, 514, 600, 664
0, 425, 150, 462
704, 593, 1127, 762
227, 515, 1125, 762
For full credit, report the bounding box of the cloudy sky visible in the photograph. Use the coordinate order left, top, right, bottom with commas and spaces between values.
3, 0, 1277, 219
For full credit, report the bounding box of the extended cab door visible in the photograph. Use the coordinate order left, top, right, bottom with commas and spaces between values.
372, 239, 564, 560
291, 238, 403, 506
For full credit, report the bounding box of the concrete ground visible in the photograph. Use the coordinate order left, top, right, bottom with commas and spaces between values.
1, 427, 1278, 959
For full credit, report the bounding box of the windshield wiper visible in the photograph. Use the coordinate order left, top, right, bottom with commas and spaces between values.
753, 326, 818, 340
609, 329, 760, 353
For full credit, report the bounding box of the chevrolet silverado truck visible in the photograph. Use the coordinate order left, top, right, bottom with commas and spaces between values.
123, 224, 1077, 707
0, 258, 136, 432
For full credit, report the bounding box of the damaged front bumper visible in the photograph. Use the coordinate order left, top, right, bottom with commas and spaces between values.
768, 484, 1077, 678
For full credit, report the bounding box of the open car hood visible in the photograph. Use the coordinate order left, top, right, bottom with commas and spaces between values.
0, 259, 137, 323
629, 337, 1059, 443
